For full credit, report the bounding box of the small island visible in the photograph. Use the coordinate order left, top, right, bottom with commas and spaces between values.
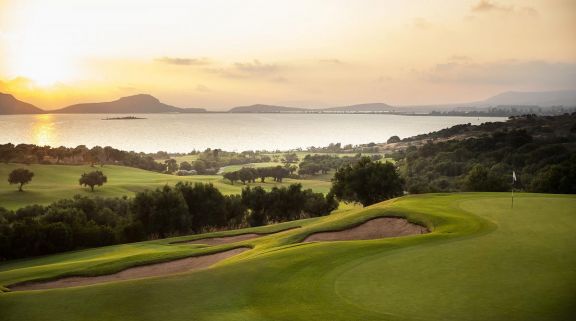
102, 116, 146, 120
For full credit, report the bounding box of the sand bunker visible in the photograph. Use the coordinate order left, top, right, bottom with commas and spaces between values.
10, 247, 249, 291
303, 217, 428, 242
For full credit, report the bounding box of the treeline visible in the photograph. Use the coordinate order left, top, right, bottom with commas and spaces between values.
428, 106, 576, 117
402, 113, 576, 143
0, 143, 165, 172
298, 154, 382, 176
0, 182, 337, 260
0, 144, 280, 176
222, 154, 387, 182
305, 142, 380, 154
223, 166, 291, 184
399, 127, 576, 194
169, 149, 274, 175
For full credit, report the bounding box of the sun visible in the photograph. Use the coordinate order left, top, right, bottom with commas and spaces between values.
9, 51, 78, 87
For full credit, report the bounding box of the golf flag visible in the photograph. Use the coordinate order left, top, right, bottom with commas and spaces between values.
511, 171, 516, 209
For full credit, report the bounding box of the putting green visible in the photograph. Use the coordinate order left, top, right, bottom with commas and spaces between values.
0, 193, 574, 321
0, 163, 331, 210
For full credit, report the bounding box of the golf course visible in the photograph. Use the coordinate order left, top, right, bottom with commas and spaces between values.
0, 163, 331, 210
1, 192, 574, 321
1, 1, 574, 319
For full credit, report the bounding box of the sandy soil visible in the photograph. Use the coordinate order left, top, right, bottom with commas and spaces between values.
10, 247, 249, 291
303, 217, 428, 242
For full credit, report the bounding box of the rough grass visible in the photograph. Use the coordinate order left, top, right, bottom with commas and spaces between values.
0, 193, 574, 320
0, 163, 331, 209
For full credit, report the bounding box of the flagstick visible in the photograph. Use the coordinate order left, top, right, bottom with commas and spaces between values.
511, 186, 514, 209
511, 170, 515, 209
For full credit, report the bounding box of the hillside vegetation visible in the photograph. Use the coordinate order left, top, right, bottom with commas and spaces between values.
377, 114, 576, 193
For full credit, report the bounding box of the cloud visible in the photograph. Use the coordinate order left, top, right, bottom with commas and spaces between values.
412, 17, 433, 30
233, 60, 278, 74
472, 0, 512, 13
517, 6, 538, 17
0, 77, 36, 91
471, 1, 538, 17
423, 60, 576, 87
318, 58, 344, 64
155, 57, 211, 66
270, 76, 289, 83
195, 84, 211, 92
206, 60, 284, 82
449, 55, 472, 62
376, 76, 393, 83
117, 86, 138, 92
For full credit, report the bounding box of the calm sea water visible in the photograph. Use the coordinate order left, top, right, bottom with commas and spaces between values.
0, 114, 505, 153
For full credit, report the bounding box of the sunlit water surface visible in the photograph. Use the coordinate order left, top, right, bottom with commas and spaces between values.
0, 114, 505, 153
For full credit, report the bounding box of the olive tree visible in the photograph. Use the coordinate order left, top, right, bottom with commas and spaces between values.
79, 171, 107, 192
330, 157, 404, 206
8, 168, 34, 192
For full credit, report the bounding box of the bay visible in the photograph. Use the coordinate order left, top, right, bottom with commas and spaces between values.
0, 114, 505, 153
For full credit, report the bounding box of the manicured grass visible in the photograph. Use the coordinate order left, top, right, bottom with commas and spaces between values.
219, 162, 279, 173
170, 154, 199, 164
1, 193, 574, 321
0, 163, 332, 210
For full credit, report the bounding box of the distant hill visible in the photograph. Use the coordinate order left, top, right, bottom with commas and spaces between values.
323, 103, 394, 112
228, 103, 397, 113
2, 89, 574, 115
55, 94, 206, 114
474, 90, 576, 107
228, 104, 308, 113
0, 93, 44, 114
402, 89, 576, 113
180, 107, 208, 113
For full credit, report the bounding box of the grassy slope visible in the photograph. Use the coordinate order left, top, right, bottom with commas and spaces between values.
219, 162, 279, 173
0, 164, 331, 210
171, 155, 199, 164
1, 193, 574, 321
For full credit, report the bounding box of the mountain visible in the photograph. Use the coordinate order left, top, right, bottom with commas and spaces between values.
403, 89, 576, 112
180, 107, 208, 113
0, 93, 44, 114
475, 90, 576, 107
323, 103, 394, 112
55, 94, 206, 114
228, 104, 308, 113
3, 89, 574, 115
228, 103, 398, 113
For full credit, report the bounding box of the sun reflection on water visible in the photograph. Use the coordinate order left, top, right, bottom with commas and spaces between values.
32, 114, 56, 146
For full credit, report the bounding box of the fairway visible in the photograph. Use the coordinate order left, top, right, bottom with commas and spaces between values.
1, 193, 574, 321
0, 163, 331, 210
218, 162, 279, 173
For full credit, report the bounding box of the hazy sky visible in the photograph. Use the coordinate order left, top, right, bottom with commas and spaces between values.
0, 0, 575, 110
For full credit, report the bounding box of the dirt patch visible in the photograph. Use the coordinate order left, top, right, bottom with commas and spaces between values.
10, 247, 249, 291
303, 217, 428, 242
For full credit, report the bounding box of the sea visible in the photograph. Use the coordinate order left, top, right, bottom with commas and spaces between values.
0, 113, 506, 153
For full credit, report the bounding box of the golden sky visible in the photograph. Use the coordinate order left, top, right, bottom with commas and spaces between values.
0, 0, 575, 110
